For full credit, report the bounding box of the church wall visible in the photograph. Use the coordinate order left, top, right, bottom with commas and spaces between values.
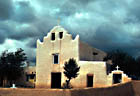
79, 41, 106, 61
107, 70, 131, 85
35, 26, 128, 89
70, 61, 108, 88
132, 80, 140, 96
36, 26, 79, 88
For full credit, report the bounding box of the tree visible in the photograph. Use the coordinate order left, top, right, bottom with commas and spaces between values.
104, 49, 139, 79
135, 56, 140, 79
0, 50, 8, 86
63, 58, 80, 88
0, 48, 27, 86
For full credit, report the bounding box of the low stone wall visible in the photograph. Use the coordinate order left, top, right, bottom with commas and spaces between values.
0, 81, 137, 96
0, 88, 70, 96
132, 81, 140, 96
71, 82, 134, 96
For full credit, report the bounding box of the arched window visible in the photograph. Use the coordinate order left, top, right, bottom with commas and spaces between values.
51, 33, 55, 40
59, 32, 63, 39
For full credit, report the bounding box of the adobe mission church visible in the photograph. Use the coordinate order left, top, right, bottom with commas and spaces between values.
33, 25, 131, 88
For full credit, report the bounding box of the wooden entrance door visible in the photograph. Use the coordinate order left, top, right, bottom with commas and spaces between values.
51, 72, 61, 88
113, 74, 122, 84
87, 74, 93, 87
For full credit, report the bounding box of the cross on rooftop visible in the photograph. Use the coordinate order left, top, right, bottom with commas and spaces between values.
116, 65, 119, 71
57, 18, 60, 26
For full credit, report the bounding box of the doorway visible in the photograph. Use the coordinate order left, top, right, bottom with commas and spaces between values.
87, 74, 93, 87
113, 74, 122, 84
51, 72, 61, 88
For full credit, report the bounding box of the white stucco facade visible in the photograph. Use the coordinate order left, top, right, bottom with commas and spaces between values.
35, 26, 131, 88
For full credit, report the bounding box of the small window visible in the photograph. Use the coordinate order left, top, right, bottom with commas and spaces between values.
30, 74, 35, 79
26, 74, 35, 82
59, 32, 63, 39
51, 33, 55, 40
93, 52, 98, 55
53, 54, 59, 64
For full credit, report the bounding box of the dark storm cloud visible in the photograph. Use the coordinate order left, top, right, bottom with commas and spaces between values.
0, 30, 7, 44
26, 37, 43, 48
1, 0, 140, 66
27, 39, 37, 48
71, 0, 93, 5
56, 0, 93, 17
12, 1, 36, 23
57, 4, 77, 17
127, 0, 140, 22
0, 0, 13, 20
0, 21, 15, 44
10, 25, 41, 40
33, 18, 56, 34
93, 24, 121, 45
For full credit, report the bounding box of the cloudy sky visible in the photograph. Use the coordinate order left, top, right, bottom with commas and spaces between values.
0, 0, 140, 65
